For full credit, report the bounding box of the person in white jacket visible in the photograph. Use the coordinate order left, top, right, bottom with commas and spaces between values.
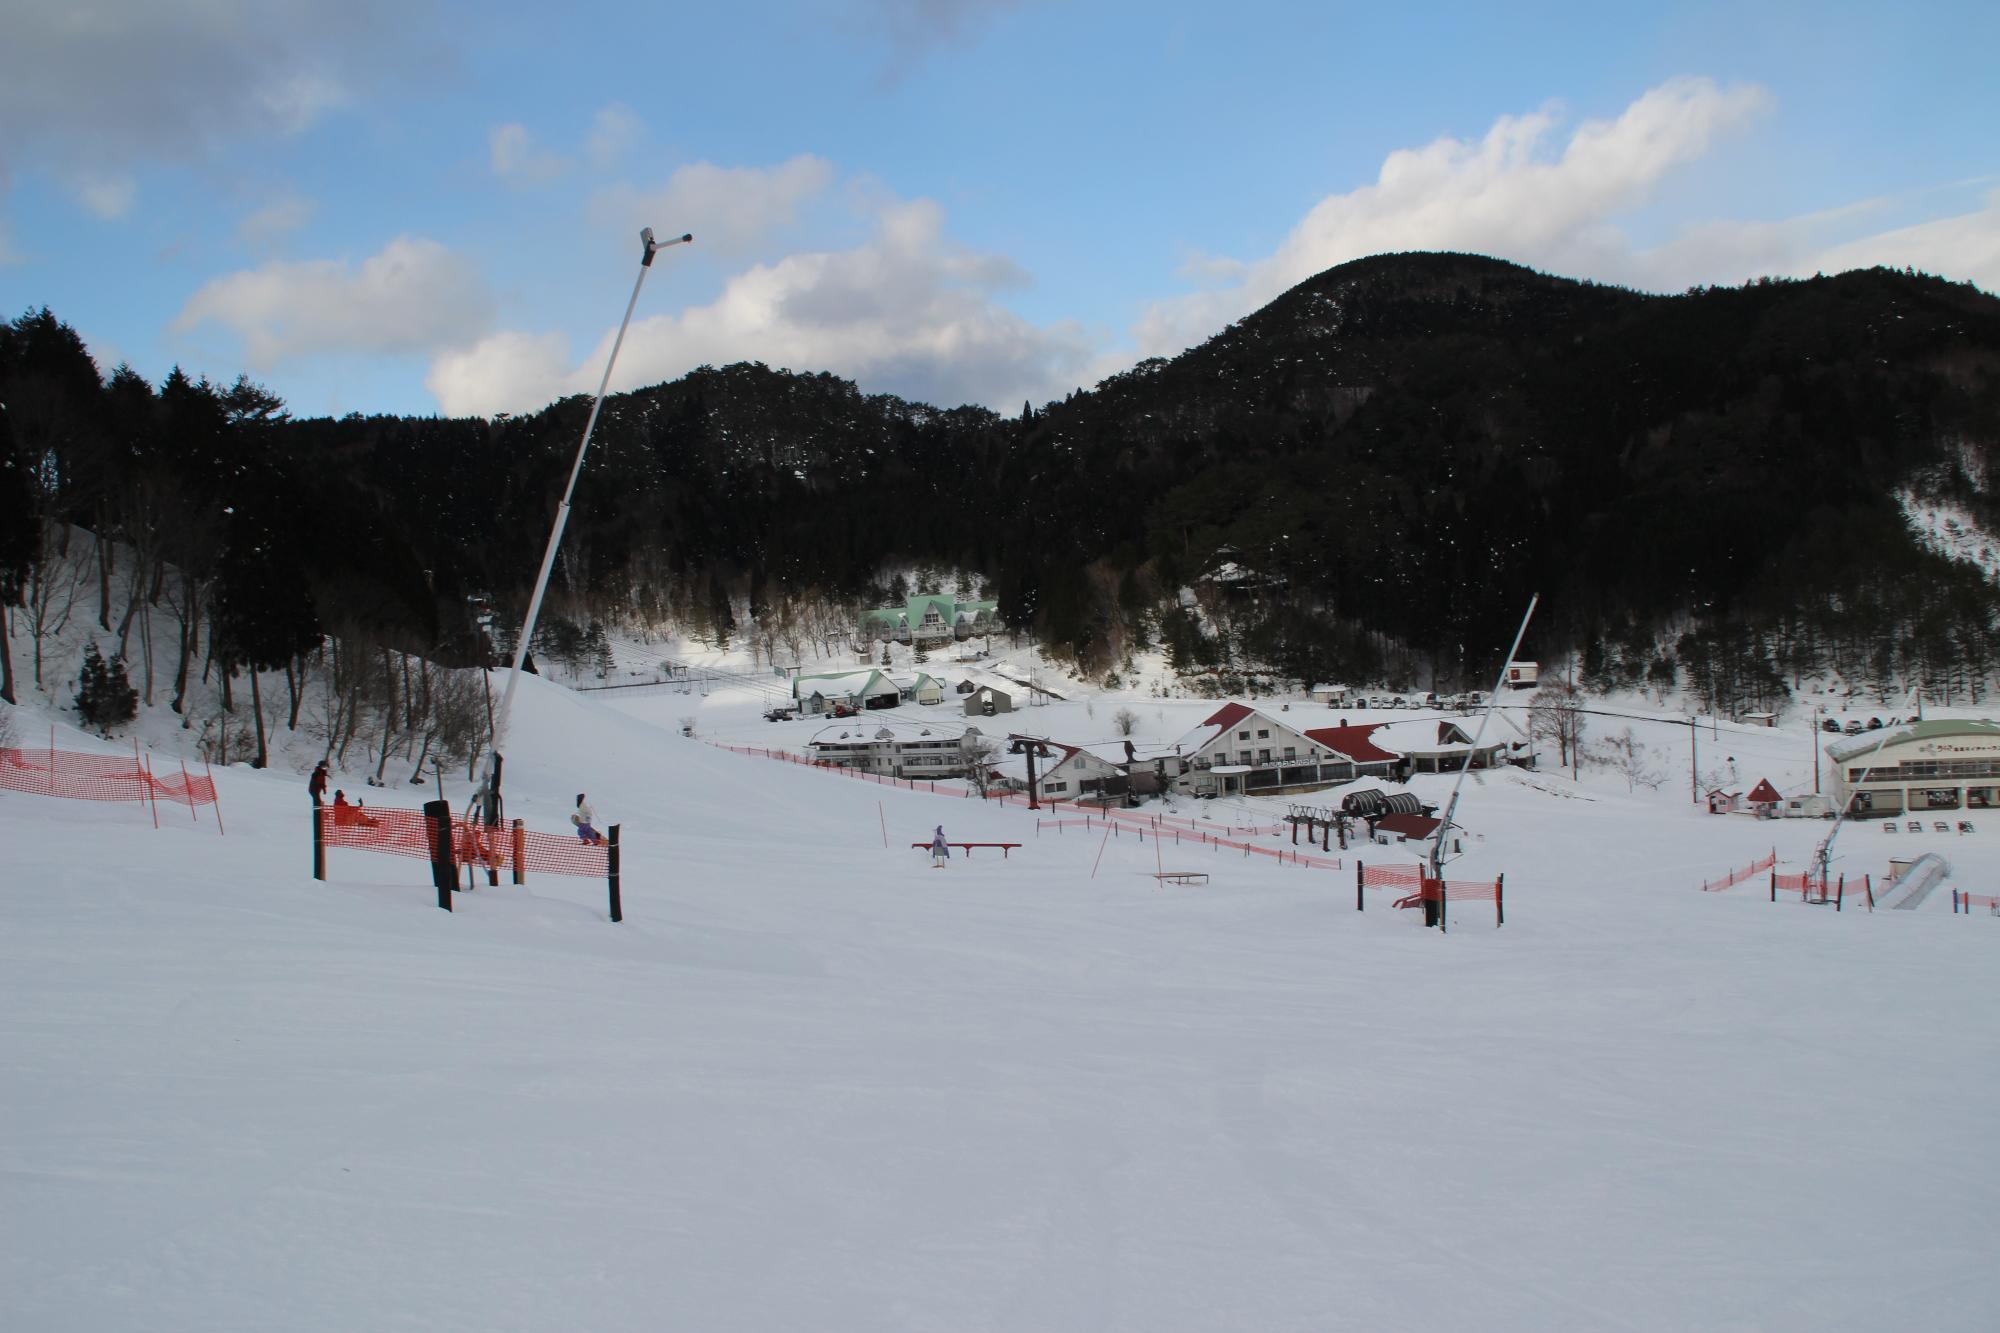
571, 793, 604, 845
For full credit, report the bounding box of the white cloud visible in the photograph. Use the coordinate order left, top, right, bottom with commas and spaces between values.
591, 155, 838, 258
176, 235, 494, 367
490, 123, 571, 188
236, 193, 317, 248
1135, 77, 1773, 356
428, 193, 1093, 417
69, 172, 138, 220
1805, 190, 2000, 294
427, 331, 575, 420
585, 104, 642, 170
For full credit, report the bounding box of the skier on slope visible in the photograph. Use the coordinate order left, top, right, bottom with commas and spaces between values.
308, 760, 329, 807
930, 825, 950, 868
572, 794, 605, 845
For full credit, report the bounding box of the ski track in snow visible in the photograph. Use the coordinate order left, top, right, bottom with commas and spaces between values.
4, 672, 2000, 1331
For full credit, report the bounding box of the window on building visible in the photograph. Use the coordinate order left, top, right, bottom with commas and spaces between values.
1257, 729, 1269, 739
1258, 749, 1271, 764
1238, 730, 1250, 741
1238, 751, 1252, 765
1283, 747, 1296, 760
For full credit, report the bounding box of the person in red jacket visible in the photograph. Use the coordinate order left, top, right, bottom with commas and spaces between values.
308, 760, 329, 807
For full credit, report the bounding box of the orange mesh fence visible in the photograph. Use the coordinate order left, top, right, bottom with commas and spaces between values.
2, 745, 153, 802
1953, 891, 1999, 913
1, 745, 222, 830
1700, 850, 1777, 892
1360, 863, 1424, 891
1358, 862, 1504, 926
317, 807, 610, 878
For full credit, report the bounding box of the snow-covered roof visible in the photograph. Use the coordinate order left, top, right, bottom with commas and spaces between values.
792, 668, 897, 701
1826, 717, 2000, 763
809, 720, 977, 746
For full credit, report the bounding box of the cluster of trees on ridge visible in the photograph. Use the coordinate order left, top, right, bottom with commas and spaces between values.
5, 252, 2000, 756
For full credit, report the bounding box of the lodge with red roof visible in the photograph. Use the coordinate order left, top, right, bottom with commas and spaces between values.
1169, 702, 1408, 798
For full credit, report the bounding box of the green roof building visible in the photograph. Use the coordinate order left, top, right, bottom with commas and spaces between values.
857, 593, 1001, 646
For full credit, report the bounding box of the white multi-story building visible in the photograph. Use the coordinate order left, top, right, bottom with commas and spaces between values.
1826, 718, 2000, 816
807, 722, 988, 780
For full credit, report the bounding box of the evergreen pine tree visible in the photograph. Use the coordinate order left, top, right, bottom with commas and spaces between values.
75, 641, 138, 734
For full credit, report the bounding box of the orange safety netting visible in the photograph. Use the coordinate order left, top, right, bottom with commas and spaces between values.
1700, 851, 1777, 892
1, 744, 223, 828
317, 806, 610, 878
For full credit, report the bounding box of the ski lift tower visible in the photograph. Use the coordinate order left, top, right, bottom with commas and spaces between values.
480, 228, 693, 823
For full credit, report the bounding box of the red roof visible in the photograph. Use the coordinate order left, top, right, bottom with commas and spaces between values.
1302, 722, 1400, 763
1201, 702, 1255, 732
1746, 778, 1782, 804
1376, 813, 1442, 839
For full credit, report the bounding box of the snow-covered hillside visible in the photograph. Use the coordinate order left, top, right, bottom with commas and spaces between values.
5, 668, 2000, 1330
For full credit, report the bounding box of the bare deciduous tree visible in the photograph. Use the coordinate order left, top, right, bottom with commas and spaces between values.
1529, 679, 1585, 779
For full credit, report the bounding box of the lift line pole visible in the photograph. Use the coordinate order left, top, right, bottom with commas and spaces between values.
486, 228, 692, 809
1430, 593, 1539, 885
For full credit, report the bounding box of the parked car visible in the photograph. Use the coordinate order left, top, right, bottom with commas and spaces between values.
1820, 718, 1843, 733
831, 702, 858, 718
764, 706, 796, 722
1866, 717, 1883, 730
1844, 720, 1865, 735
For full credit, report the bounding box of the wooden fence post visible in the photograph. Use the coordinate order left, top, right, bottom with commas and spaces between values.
607, 824, 623, 924
512, 819, 526, 885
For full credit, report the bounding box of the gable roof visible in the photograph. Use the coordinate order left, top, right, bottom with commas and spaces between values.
1301, 722, 1400, 763
1746, 778, 1782, 804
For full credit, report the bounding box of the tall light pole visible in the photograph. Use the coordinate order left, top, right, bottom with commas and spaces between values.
482, 227, 692, 816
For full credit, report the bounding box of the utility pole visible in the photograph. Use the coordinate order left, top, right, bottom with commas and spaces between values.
1689, 715, 1699, 805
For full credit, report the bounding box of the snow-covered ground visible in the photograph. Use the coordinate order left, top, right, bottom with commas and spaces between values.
7, 656, 2000, 1331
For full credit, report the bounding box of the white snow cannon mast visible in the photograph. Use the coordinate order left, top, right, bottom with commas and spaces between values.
1426, 593, 1538, 927
481, 227, 693, 817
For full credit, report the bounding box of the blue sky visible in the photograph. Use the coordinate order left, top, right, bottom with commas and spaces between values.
3, 0, 1995, 420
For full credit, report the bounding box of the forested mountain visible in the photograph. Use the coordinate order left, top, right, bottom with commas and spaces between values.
5, 253, 1999, 723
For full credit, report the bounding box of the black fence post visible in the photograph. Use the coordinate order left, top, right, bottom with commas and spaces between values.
1836, 875, 1843, 912
1770, 872, 1776, 903
607, 823, 623, 924
1356, 863, 1364, 912
1496, 873, 1505, 927
312, 807, 326, 881
511, 819, 526, 886
424, 799, 455, 912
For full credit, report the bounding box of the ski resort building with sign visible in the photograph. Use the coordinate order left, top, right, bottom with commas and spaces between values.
1826, 718, 2000, 815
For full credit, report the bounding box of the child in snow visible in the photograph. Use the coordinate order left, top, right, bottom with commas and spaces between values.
930, 826, 950, 868
572, 794, 605, 845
